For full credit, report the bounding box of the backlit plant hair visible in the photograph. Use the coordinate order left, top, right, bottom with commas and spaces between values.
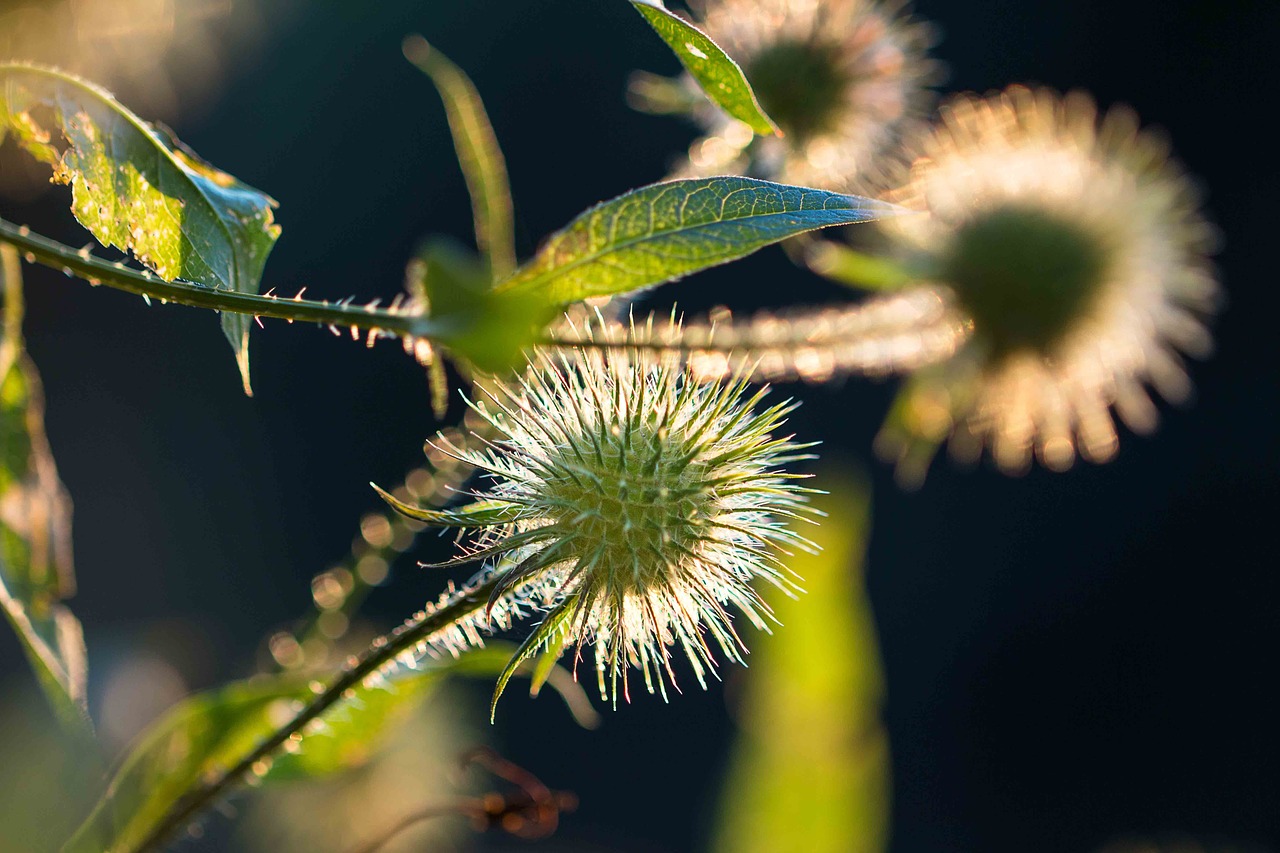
377, 327, 817, 710
0, 8, 1224, 853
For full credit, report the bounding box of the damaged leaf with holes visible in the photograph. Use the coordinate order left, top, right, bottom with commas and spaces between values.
0, 64, 281, 394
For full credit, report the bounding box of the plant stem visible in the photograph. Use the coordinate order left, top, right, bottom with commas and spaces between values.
132, 572, 503, 853
0, 218, 441, 339
803, 240, 915, 292
286, 421, 489, 664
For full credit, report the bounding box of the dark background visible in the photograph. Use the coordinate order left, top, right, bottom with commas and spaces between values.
2, 0, 1278, 851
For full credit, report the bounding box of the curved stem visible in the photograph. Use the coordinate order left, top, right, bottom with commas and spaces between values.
537, 294, 969, 383
0, 218, 443, 339
133, 572, 503, 853
278, 413, 492, 668
349, 801, 477, 853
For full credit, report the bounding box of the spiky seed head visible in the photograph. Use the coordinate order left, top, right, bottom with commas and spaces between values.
435, 342, 817, 707
870, 85, 1220, 481
682, 0, 940, 189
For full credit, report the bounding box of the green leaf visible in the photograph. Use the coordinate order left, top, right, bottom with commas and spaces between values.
529, 625, 572, 699
403, 35, 516, 281
62, 679, 307, 853
435, 639, 601, 731
630, 1, 778, 136
406, 238, 550, 373
0, 245, 91, 738
62, 644, 595, 853
371, 483, 522, 527
0, 64, 281, 394
489, 594, 579, 722
627, 69, 704, 116
0, 684, 105, 852
713, 471, 889, 853
804, 239, 914, 292
261, 671, 440, 783
496, 177, 900, 304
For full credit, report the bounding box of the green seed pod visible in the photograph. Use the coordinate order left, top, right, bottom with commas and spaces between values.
399, 337, 818, 711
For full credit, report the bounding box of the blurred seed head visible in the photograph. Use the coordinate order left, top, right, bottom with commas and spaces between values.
875, 85, 1221, 482
598, 85, 1221, 486
678, 0, 940, 189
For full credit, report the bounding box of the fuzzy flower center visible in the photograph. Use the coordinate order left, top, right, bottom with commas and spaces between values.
938, 203, 1112, 356
746, 38, 851, 143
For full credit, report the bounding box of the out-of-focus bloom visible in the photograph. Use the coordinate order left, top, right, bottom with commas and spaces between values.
0, 0, 256, 117
0, 0, 265, 202
582, 86, 1220, 484
872, 86, 1220, 480
670, 0, 939, 189
410, 340, 815, 705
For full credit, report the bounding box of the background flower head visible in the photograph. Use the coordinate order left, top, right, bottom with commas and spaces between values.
681, 0, 939, 189
874, 85, 1221, 481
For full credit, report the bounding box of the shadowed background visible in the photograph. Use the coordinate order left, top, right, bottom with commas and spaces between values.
1, 0, 1277, 851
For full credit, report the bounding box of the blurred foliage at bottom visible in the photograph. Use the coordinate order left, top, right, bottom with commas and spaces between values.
236, 686, 475, 853
0, 673, 482, 852
0, 680, 102, 850
714, 469, 890, 853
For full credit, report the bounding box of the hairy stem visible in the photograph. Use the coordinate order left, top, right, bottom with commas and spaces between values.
0, 218, 440, 339
133, 572, 503, 853
539, 295, 969, 382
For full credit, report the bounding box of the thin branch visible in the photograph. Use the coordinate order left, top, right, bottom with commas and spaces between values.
269, 410, 492, 671
132, 572, 505, 853
349, 802, 474, 853
350, 748, 577, 853
0, 218, 441, 339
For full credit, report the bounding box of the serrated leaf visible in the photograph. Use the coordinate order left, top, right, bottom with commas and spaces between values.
0, 64, 281, 394
61, 639, 598, 853
261, 672, 440, 783
496, 177, 900, 304
403, 35, 516, 281
0, 245, 91, 738
630, 0, 778, 136
372, 483, 522, 527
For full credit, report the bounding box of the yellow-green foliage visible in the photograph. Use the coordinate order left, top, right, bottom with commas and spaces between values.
714, 469, 889, 853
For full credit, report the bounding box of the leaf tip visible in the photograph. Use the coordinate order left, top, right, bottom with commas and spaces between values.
401, 33, 432, 66
489, 672, 512, 725
236, 340, 253, 397
369, 482, 396, 506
